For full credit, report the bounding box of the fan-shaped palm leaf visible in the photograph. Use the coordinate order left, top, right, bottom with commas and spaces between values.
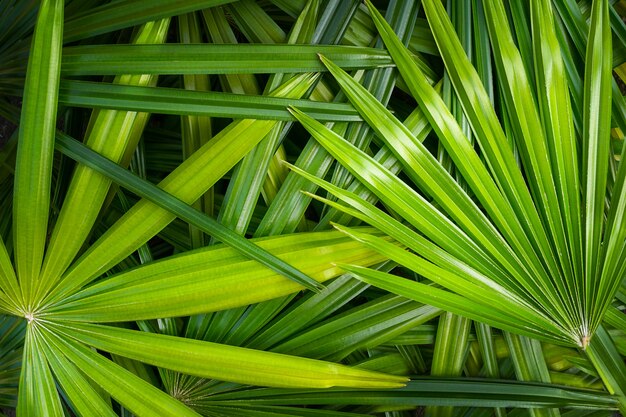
293, 0, 622, 351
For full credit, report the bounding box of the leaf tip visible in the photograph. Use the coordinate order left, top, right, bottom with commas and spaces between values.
317, 53, 331, 68
330, 222, 347, 232
287, 106, 305, 121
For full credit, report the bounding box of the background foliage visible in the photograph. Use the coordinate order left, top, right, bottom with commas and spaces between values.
0, 0, 626, 416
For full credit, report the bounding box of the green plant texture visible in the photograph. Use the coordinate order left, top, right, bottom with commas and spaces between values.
0, 0, 626, 416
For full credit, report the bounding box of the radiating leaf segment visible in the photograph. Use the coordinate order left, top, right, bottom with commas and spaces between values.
292, 0, 621, 352
1, 2, 407, 415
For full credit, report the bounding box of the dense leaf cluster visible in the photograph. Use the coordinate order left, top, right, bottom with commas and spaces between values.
0, 0, 625, 416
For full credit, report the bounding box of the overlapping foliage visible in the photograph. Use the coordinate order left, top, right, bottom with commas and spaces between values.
0, 0, 625, 416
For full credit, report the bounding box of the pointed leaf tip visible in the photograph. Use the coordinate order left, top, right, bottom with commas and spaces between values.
287, 105, 302, 117
331, 222, 354, 237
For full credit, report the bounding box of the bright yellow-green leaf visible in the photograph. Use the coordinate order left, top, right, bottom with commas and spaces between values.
38, 18, 170, 307
47, 321, 408, 389
13, 0, 63, 308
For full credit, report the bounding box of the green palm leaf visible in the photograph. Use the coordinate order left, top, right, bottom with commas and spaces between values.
39, 325, 203, 417
58, 80, 360, 122
12, 0, 63, 308
39, 17, 170, 309
290, 0, 621, 350
581, 0, 614, 332
61, 44, 393, 75
42, 229, 387, 322
63, 0, 233, 42
17, 326, 63, 417
45, 72, 320, 304
45, 321, 407, 389
2, 0, 625, 415
288, 106, 569, 343
198, 379, 618, 410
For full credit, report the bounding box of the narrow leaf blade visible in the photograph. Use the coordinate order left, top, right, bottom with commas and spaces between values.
13, 0, 63, 307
